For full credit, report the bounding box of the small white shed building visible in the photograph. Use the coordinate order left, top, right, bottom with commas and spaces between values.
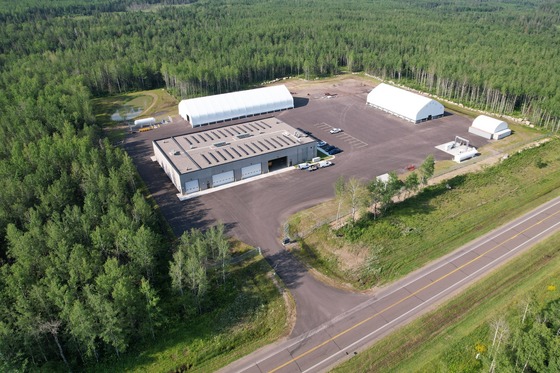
468, 115, 511, 140
179, 85, 294, 127
367, 83, 444, 123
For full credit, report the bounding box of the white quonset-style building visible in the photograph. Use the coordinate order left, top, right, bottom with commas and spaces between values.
178, 85, 294, 127
468, 115, 511, 140
366, 83, 444, 123
153, 117, 316, 195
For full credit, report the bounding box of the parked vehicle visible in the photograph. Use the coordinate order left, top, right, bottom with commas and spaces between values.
322, 145, 335, 152
329, 128, 342, 134
328, 147, 342, 155
318, 160, 333, 168
298, 162, 310, 169
316, 141, 327, 147
308, 165, 318, 171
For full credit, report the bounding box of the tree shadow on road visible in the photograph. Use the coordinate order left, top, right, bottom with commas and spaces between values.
165, 196, 215, 235
262, 249, 307, 290
124, 136, 215, 236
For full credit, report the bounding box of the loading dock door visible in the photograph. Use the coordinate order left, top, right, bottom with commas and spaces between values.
184, 180, 200, 194
241, 164, 262, 179
212, 170, 235, 187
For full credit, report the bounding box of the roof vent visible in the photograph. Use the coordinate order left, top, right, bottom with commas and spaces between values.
236, 133, 253, 139
169, 149, 180, 156
214, 141, 229, 147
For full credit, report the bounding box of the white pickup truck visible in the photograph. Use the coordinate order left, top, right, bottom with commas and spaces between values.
318, 160, 333, 168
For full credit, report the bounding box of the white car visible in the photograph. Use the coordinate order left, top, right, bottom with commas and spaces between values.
329, 128, 342, 134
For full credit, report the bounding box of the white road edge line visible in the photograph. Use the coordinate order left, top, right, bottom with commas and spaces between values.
237, 197, 560, 373
302, 219, 560, 373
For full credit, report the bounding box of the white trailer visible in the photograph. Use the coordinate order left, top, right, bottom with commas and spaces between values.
133, 117, 156, 127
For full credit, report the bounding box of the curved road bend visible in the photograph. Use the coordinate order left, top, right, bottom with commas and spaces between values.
199, 182, 370, 336
220, 196, 560, 373
126, 131, 373, 337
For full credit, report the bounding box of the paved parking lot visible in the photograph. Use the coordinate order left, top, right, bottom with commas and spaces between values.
125, 77, 491, 335
313, 122, 369, 149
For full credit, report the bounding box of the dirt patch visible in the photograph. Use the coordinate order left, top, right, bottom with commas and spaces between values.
283, 75, 376, 100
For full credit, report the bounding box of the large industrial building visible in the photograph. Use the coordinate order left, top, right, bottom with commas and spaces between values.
468, 115, 511, 140
153, 117, 316, 194
178, 85, 294, 127
366, 83, 444, 123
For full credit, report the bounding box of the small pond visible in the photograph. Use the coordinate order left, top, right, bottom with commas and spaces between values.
110, 96, 152, 121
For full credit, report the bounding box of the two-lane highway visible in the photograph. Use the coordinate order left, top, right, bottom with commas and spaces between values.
222, 196, 560, 373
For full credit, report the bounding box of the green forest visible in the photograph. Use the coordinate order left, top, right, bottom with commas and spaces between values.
0, 0, 559, 371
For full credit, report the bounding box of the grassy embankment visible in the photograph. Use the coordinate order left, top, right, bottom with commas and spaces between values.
87, 250, 292, 373
288, 136, 560, 289
91, 88, 178, 143
332, 230, 560, 372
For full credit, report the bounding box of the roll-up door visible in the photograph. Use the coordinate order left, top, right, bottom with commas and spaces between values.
241, 164, 262, 179
184, 180, 200, 194
212, 170, 235, 187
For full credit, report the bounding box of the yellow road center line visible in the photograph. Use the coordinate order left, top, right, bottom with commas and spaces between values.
268, 208, 560, 372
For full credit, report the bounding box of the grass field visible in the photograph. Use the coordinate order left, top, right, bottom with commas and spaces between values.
91, 88, 178, 143
84, 253, 291, 373
332, 230, 560, 373
289, 138, 560, 289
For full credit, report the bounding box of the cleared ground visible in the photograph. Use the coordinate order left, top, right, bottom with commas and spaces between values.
93, 88, 178, 142
124, 76, 528, 338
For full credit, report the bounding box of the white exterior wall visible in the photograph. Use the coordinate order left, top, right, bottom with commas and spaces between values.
469, 115, 511, 140
468, 126, 493, 139
493, 129, 512, 140
367, 83, 444, 123
415, 100, 445, 122
153, 142, 182, 193
179, 85, 294, 127
454, 148, 478, 163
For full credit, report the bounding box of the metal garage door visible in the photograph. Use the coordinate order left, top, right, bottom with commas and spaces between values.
212, 170, 235, 187
241, 164, 262, 179
184, 180, 200, 194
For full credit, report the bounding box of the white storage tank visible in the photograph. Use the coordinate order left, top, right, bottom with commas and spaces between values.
134, 117, 156, 127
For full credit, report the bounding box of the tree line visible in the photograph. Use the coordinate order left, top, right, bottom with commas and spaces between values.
481, 294, 560, 372
0, 0, 559, 369
334, 155, 435, 227
0, 0, 559, 130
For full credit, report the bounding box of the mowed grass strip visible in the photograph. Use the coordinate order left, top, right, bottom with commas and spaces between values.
332, 230, 560, 373
296, 138, 560, 288
86, 255, 290, 373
